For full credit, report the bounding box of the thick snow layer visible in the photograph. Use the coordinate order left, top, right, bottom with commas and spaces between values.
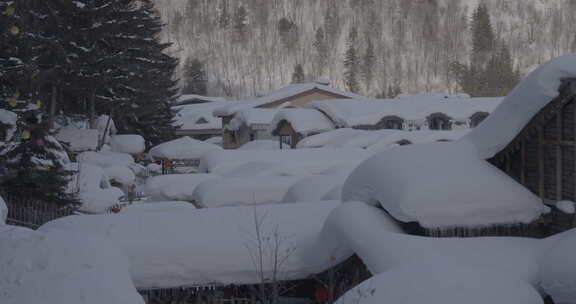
204, 136, 223, 146
55, 126, 99, 152
556, 200, 576, 214
149, 136, 221, 160
192, 176, 303, 207
269, 108, 334, 136
200, 148, 368, 175
144, 174, 219, 201
282, 175, 347, 203
226, 108, 279, 131
296, 128, 468, 150
0, 195, 7, 224
176, 94, 226, 104
41, 201, 340, 289
320, 202, 553, 286
305, 96, 501, 128
119, 201, 197, 214
335, 265, 543, 304
214, 81, 364, 117
239, 140, 280, 150
0, 109, 17, 141
0, 229, 143, 304
342, 142, 545, 228
103, 166, 136, 185
77, 151, 135, 168
96, 114, 117, 144
540, 228, 576, 304
110, 135, 145, 154
77, 164, 124, 213
464, 54, 576, 158
173, 100, 229, 130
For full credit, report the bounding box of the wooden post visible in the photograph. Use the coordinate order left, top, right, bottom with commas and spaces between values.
521, 141, 526, 185
557, 112, 563, 200
48, 85, 57, 129
538, 127, 545, 197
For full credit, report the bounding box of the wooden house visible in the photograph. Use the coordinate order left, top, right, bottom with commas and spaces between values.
270, 108, 335, 149
489, 79, 576, 234
215, 81, 363, 149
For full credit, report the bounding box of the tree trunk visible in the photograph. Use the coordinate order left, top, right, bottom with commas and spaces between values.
89, 91, 96, 129
48, 85, 58, 129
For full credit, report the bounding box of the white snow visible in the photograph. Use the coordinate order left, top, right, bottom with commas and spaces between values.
269, 108, 335, 136
40, 201, 341, 289
149, 136, 221, 160
297, 128, 469, 150
77, 164, 124, 213
0, 109, 17, 141
463, 54, 576, 158
176, 94, 226, 104
55, 125, 99, 152
0, 228, 143, 304
342, 142, 545, 228
556, 200, 576, 215
110, 135, 145, 154
239, 140, 280, 150
77, 151, 135, 168
200, 148, 368, 176
103, 166, 136, 185
305, 96, 501, 129
119, 201, 197, 214
204, 136, 223, 146
144, 174, 219, 201
541, 228, 576, 304
173, 101, 229, 130
226, 108, 279, 131
282, 175, 347, 203
0, 195, 7, 224
335, 265, 543, 304
192, 176, 303, 207
214, 81, 364, 117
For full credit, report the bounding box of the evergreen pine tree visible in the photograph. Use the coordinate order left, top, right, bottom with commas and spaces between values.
182, 58, 208, 95
233, 5, 249, 44
0, 0, 76, 205
343, 26, 360, 93
471, 4, 496, 67
313, 27, 328, 77
362, 38, 376, 92
291, 64, 305, 83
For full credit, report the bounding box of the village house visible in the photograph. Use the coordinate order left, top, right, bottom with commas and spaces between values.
172, 96, 229, 141
213, 80, 364, 149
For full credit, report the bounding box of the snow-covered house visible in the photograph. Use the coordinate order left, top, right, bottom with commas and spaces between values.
305, 95, 502, 131
173, 100, 229, 140
269, 108, 335, 148
214, 81, 364, 149
175, 94, 226, 106
224, 108, 279, 146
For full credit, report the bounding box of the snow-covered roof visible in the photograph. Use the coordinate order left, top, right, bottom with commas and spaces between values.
176, 94, 226, 104
213, 81, 364, 117
335, 265, 542, 304
40, 201, 341, 289
226, 108, 279, 131
144, 173, 220, 201
173, 101, 229, 130
270, 108, 335, 136
0, 228, 143, 304
305, 96, 502, 128
55, 126, 100, 152
119, 201, 197, 214
200, 148, 369, 176
192, 176, 304, 207
238, 140, 280, 150
296, 128, 469, 151
463, 54, 576, 159
541, 229, 576, 304
342, 142, 545, 228
149, 136, 221, 160
110, 135, 145, 154
282, 175, 346, 203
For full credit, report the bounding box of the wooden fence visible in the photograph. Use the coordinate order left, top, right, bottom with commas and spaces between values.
2, 192, 78, 229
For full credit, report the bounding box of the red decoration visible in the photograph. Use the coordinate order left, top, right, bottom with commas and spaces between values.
110, 207, 121, 214
35, 139, 45, 146
164, 160, 173, 168
315, 286, 331, 303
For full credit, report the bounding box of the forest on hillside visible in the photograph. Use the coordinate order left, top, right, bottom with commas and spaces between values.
156, 0, 576, 98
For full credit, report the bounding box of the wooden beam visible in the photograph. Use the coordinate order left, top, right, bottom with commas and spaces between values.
557, 111, 563, 200
538, 127, 544, 198
521, 141, 526, 185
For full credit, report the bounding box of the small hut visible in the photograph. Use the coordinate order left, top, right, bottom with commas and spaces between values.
270, 109, 335, 149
